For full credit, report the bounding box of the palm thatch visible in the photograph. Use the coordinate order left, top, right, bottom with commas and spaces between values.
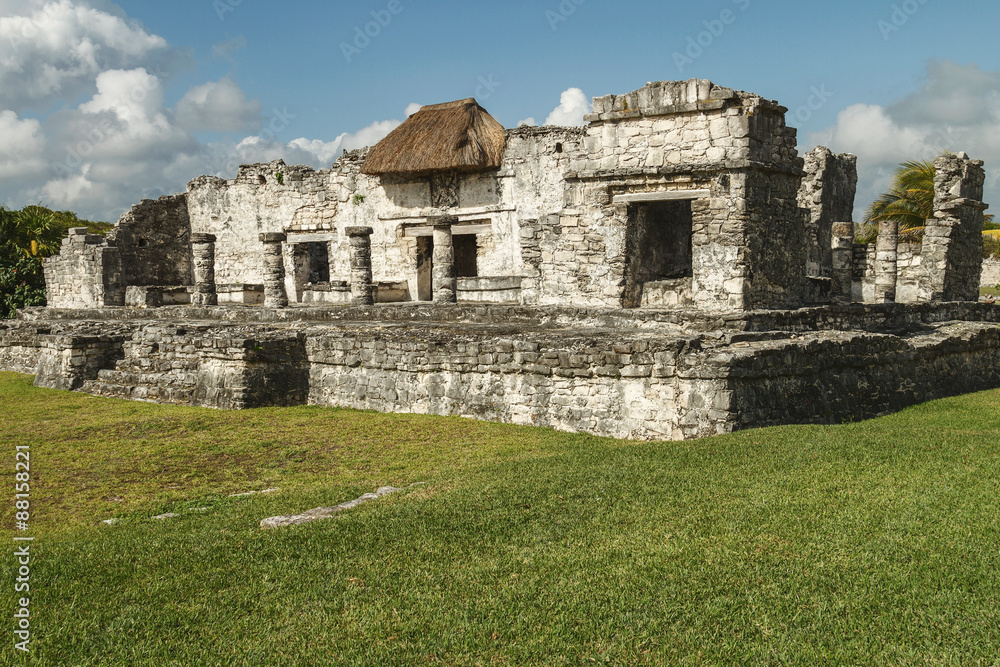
361, 99, 506, 176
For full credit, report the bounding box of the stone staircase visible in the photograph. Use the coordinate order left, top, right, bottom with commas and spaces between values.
81, 326, 204, 405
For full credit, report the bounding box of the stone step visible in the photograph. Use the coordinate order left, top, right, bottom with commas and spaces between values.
113, 357, 200, 373
96, 368, 199, 389
82, 379, 194, 405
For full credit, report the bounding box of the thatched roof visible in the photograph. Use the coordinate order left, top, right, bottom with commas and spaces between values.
361, 98, 506, 176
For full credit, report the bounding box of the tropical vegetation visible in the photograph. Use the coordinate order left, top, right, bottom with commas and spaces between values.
0, 206, 111, 318
860, 156, 998, 258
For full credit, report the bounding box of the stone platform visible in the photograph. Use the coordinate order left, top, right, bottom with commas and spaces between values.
3, 303, 1000, 440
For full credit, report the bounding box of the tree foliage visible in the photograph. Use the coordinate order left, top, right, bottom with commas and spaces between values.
0, 205, 111, 318
861, 156, 996, 254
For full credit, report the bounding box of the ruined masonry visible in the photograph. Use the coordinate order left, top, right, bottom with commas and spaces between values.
2, 79, 998, 440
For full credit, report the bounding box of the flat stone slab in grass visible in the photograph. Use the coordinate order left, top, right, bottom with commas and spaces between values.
260, 484, 424, 529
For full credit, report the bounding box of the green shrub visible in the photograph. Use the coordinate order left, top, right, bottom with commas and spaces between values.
983, 234, 1000, 260
0, 245, 46, 318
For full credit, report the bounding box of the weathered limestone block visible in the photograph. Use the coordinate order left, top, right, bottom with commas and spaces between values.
874, 220, 898, 303
920, 152, 988, 301
431, 216, 458, 304
43, 228, 124, 309
190, 233, 218, 306
345, 226, 374, 306
33, 333, 125, 391
108, 194, 191, 287
259, 233, 288, 308
798, 147, 858, 303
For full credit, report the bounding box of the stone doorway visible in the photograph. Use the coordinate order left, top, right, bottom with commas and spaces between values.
292, 241, 331, 301
416, 236, 433, 301
415, 233, 479, 301
623, 200, 694, 308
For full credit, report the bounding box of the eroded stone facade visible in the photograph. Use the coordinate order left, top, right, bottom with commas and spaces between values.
7, 78, 998, 441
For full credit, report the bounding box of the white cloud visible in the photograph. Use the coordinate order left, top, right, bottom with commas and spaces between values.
284, 109, 415, 167
0, 0, 171, 110
544, 88, 591, 127
0, 111, 47, 180
808, 60, 1000, 220
211, 35, 247, 63
517, 118, 537, 127
175, 78, 261, 133
404, 102, 423, 117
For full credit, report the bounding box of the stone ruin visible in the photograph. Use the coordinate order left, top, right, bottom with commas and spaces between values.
2, 79, 998, 440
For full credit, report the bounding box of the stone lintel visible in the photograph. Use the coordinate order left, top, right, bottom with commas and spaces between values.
428, 215, 460, 228
259, 232, 287, 244
614, 189, 711, 204
345, 226, 374, 237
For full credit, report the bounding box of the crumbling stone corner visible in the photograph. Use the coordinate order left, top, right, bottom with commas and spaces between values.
431, 216, 458, 304
190, 233, 218, 306
42, 228, 124, 308
798, 147, 858, 304
259, 233, 289, 308
920, 152, 989, 302
346, 226, 375, 306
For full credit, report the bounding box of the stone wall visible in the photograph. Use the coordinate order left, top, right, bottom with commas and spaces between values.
896, 243, 923, 303
982, 258, 1000, 288
176, 80, 812, 313
920, 152, 987, 301
6, 303, 1000, 441
798, 147, 858, 302
43, 229, 124, 308
726, 322, 1000, 429
107, 194, 192, 287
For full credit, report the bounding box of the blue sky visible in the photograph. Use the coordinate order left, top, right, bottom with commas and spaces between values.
2, 0, 999, 221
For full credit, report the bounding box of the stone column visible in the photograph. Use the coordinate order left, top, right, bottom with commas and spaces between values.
431, 216, 458, 304
346, 226, 374, 306
874, 220, 898, 303
259, 233, 288, 308
190, 233, 217, 306
831, 222, 854, 304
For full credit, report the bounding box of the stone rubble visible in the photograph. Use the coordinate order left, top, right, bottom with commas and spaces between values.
260, 483, 424, 529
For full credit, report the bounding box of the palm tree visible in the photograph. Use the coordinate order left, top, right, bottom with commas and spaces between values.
864, 159, 936, 236
862, 156, 993, 243
0, 206, 63, 257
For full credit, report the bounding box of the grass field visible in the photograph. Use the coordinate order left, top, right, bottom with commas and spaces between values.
1, 371, 999, 665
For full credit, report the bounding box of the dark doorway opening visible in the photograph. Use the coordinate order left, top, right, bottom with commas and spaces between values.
295, 242, 330, 284
415, 233, 479, 301
416, 236, 433, 301
454, 234, 478, 278
623, 200, 694, 308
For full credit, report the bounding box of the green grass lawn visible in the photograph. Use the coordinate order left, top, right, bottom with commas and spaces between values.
2, 371, 999, 665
